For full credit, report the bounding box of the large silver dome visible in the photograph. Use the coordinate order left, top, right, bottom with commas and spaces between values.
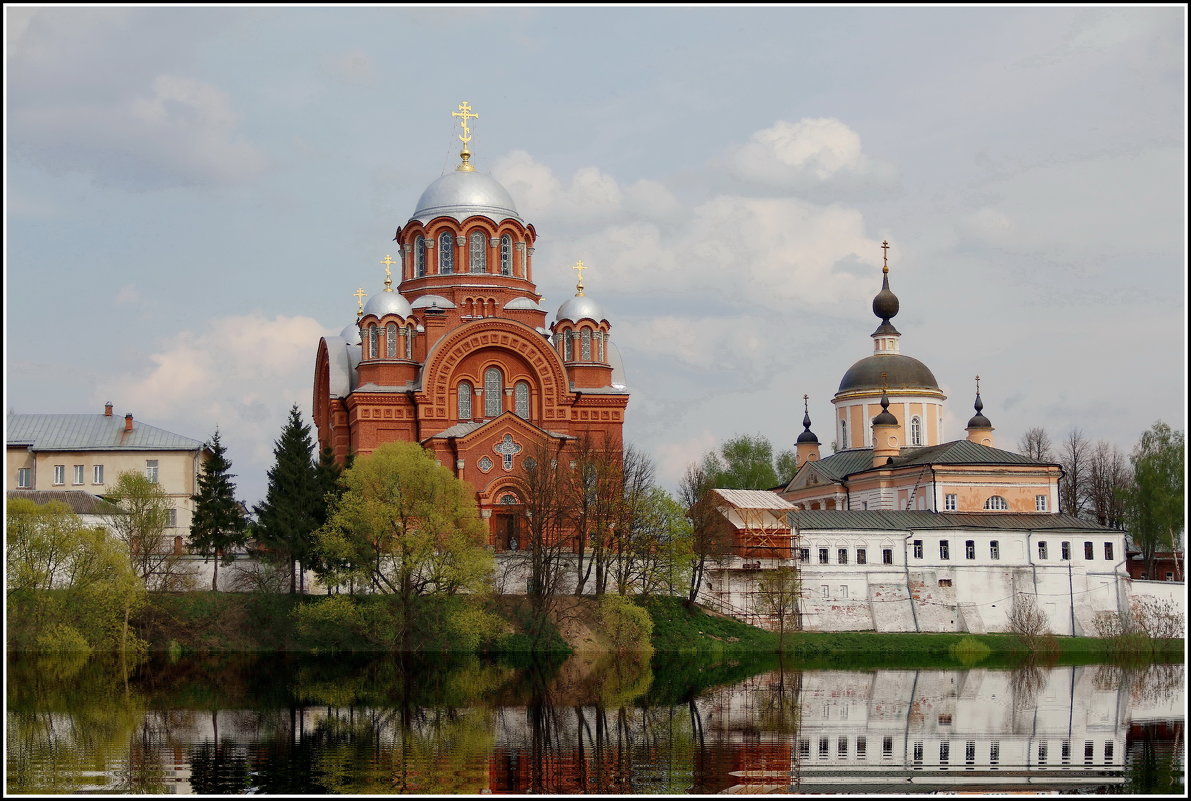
362, 291, 413, 319
556, 295, 608, 324
410, 171, 521, 224
339, 322, 362, 345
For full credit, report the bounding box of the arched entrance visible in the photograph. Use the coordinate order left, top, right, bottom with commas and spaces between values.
493, 490, 523, 552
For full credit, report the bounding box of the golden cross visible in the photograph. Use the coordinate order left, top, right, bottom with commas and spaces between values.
353, 287, 366, 318
380, 255, 395, 291
802, 394, 810, 413
452, 101, 478, 144
881, 240, 890, 274
572, 260, 588, 296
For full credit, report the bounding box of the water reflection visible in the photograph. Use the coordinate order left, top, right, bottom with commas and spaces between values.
6, 652, 1183, 795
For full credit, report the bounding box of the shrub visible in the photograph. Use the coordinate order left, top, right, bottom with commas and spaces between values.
597, 595, 654, 655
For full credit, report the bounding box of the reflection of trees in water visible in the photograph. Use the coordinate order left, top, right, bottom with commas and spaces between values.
1128, 720, 1184, 795
1094, 663, 1186, 706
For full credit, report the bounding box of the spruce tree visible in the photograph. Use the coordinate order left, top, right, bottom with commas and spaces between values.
254, 406, 320, 593
189, 429, 248, 591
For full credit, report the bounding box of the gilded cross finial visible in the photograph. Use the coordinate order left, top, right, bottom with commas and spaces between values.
881, 240, 890, 274
381, 255, 395, 292
803, 394, 810, 414
452, 101, 479, 172
572, 260, 588, 296
354, 287, 367, 319
975, 374, 981, 394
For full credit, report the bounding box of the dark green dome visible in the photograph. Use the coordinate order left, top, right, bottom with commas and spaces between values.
838, 353, 940, 394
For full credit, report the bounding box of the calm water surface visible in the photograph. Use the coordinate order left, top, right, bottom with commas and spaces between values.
5, 652, 1184, 795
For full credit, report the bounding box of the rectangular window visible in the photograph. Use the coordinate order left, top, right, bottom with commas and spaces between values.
912, 741, 923, 763
821, 585, 830, 600
938, 713, 952, 725
819, 548, 829, 564
1084, 740, 1094, 764
990, 741, 1000, 765
838, 737, 848, 757
1061, 541, 1071, 560
965, 740, 976, 764
965, 539, 975, 559
798, 548, 810, 562
1035, 494, 1048, 511
882, 548, 893, 565
1085, 541, 1094, 559
799, 739, 810, 759
938, 578, 953, 588
883, 736, 893, 758
93, 464, 104, 484
856, 548, 867, 565
145, 459, 159, 484
819, 737, 829, 758
1104, 542, 1114, 560
53, 464, 65, 485
839, 585, 849, 600
990, 540, 1000, 560
1038, 541, 1048, 560
1061, 740, 1070, 763
1038, 741, 1048, 764
167, 508, 177, 528
17, 467, 31, 488
72, 465, 84, 485
857, 736, 867, 758
940, 741, 950, 763
913, 539, 923, 559
838, 548, 848, 565
1104, 741, 1114, 761
945, 493, 957, 511
939, 540, 950, 560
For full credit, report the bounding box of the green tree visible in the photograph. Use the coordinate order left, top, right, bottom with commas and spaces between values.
104, 471, 192, 591
6, 498, 146, 655
678, 460, 733, 605
189, 429, 248, 591
312, 441, 494, 649
1123, 421, 1185, 580
253, 405, 321, 593
702, 434, 793, 490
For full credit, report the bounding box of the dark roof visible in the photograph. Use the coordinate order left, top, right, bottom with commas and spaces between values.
801, 449, 877, 482
838, 353, 940, 393
890, 440, 1050, 468
790, 510, 1118, 532
7, 489, 123, 516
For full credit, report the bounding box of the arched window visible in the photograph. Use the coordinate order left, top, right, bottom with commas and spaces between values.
415, 236, 426, 277
386, 322, 397, 358
514, 381, 530, 419
840, 419, 849, 449
910, 416, 923, 446
368, 324, 378, 359
438, 232, 454, 273
470, 232, 486, 273
563, 331, 574, 361
500, 235, 512, 276
404, 326, 413, 358
457, 381, 473, 420
484, 367, 503, 417
580, 329, 592, 360
984, 495, 1009, 510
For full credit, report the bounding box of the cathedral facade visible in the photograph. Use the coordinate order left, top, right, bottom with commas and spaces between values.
312, 104, 628, 548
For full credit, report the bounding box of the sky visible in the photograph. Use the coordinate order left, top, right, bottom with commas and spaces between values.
5, 4, 1187, 507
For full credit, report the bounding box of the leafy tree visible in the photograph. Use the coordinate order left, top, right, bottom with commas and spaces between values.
103, 471, 192, 591
254, 405, 321, 593
313, 441, 494, 650
189, 429, 248, 591
702, 434, 793, 490
751, 566, 802, 651
1123, 421, 1185, 580
1017, 426, 1055, 462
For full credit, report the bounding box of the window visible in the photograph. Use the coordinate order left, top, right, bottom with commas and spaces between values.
1035, 494, 1048, 511
797, 548, 810, 562
166, 508, 177, 528
1085, 541, 1094, 559
990, 540, 1000, 559
580, 329, 592, 360
145, 460, 159, 483
457, 381, 473, 420
469, 232, 486, 273
563, 331, 574, 361
1104, 542, 1113, 560
821, 585, 830, 599
840, 419, 848, 449
53, 464, 65, 485
1104, 741, 1114, 761
386, 322, 397, 357
415, 236, 426, 276
438, 231, 454, 273
839, 585, 849, 600
857, 736, 867, 758
1038, 741, 1048, 764
990, 741, 1000, 765
838, 736, 848, 757
72, 465, 84, 485
984, 495, 1008, 510
912, 741, 924, 763
940, 540, 950, 560
945, 493, 957, 511
1038, 541, 1048, 560
838, 548, 848, 565
883, 736, 893, 758
483, 367, 503, 417
514, 381, 530, 419
910, 416, 922, 446
799, 739, 810, 758
368, 324, 379, 359
1061, 541, 1070, 560
17, 468, 31, 488
965, 540, 975, 559
856, 548, 867, 565
819, 737, 829, 758
819, 548, 829, 564
1084, 741, 1094, 764
882, 548, 893, 565
500, 235, 512, 276
913, 539, 923, 559
938, 578, 953, 588
965, 740, 976, 764
1061, 740, 1070, 763
940, 741, 950, 762
93, 464, 104, 484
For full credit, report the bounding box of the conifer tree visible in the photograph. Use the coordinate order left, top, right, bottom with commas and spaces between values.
254, 406, 320, 593
189, 429, 247, 591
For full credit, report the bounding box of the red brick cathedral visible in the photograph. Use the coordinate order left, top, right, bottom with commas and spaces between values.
313, 103, 629, 547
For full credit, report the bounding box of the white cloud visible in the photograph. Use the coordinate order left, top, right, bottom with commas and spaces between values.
726, 118, 890, 188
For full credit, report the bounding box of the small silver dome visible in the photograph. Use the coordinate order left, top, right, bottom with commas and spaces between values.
362, 291, 413, 319
410, 171, 521, 224
556, 295, 607, 324
411, 294, 457, 309
339, 322, 362, 345
504, 297, 542, 311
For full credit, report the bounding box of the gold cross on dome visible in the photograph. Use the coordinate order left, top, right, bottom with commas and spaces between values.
452, 101, 478, 171
380, 255, 395, 291
353, 287, 367, 318
975, 374, 981, 393
572, 260, 588, 296
881, 240, 890, 274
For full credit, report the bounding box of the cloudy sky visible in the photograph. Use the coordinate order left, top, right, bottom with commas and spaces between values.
6, 5, 1186, 506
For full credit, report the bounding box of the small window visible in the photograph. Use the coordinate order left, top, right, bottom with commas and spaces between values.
945, 493, 957, 511
438, 231, 454, 273
913, 539, 923, 559
882, 548, 893, 565
819, 737, 829, 757
1038, 741, 1048, 764
883, 736, 893, 758
145, 459, 159, 484
1084, 541, 1094, 559
856, 548, 867, 565
840, 419, 848, 449
17, 467, 31, 488
514, 381, 530, 419
484, 367, 503, 417
500, 235, 512, 276
798, 548, 810, 562
913, 741, 924, 763
415, 236, 426, 276
938, 578, 953, 588
819, 548, 829, 564
1061, 740, 1070, 763
1104, 542, 1113, 560
965, 740, 976, 764
839, 585, 848, 600
910, 416, 922, 446
940, 741, 950, 762
469, 231, 486, 273
799, 739, 810, 758
1084, 740, 1094, 764
965, 540, 975, 559
821, 585, 830, 599
1035, 494, 1048, 511
1104, 741, 1114, 761
939, 540, 950, 560
457, 381, 473, 420
580, 329, 592, 360
938, 714, 952, 726
857, 736, 867, 758
53, 464, 65, 485
838, 736, 848, 757
93, 464, 104, 484
990, 540, 1000, 560
984, 495, 1008, 510
1038, 541, 1048, 560
166, 508, 177, 528
990, 741, 1000, 764
72, 465, 84, 485
838, 548, 848, 565
368, 324, 379, 359
386, 322, 397, 357
1061, 541, 1070, 560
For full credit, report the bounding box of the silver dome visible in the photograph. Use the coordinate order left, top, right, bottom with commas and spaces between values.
504, 296, 542, 311
339, 322, 362, 345
410, 171, 521, 224
411, 294, 457, 309
362, 291, 413, 319
555, 294, 607, 323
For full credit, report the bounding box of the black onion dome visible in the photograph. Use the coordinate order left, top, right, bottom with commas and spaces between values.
797, 409, 819, 444
872, 391, 899, 426
872, 271, 900, 321
838, 353, 940, 394
967, 393, 993, 429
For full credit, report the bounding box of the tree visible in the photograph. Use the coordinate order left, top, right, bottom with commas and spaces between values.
678, 461, 733, 605
312, 441, 494, 649
1057, 428, 1091, 518
703, 434, 785, 490
515, 438, 576, 647
751, 566, 802, 651
1123, 421, 1185, 580
567, 436, 623, 597
1018, 427, 1054, 462
1086, 440, 1131, 529
189, 430, 248, 591
104, 471, 192, 591
253, 406, 321, 593
1007, 591, 1050, 651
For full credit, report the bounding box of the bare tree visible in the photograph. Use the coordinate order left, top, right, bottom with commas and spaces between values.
678, 461, 733, 606
1087, 440, 1131, 529
1007, 592, 1050, 651
752, 566, 802, 650
1058, 429, 1091, 518
1018, 427, 1054, 462
607, 445, 656, 595
517, 438, 577, 647
568, 436, 622, 597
